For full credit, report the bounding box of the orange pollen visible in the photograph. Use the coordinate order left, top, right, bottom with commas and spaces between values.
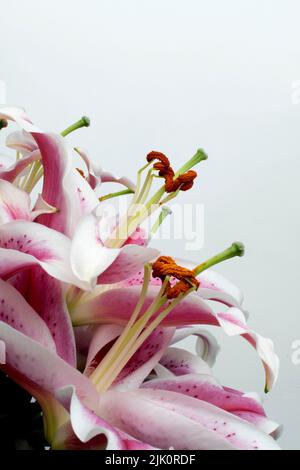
152, 255, 200, 299
146, 151, 197, 193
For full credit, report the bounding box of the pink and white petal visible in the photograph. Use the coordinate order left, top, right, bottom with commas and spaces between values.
0, 278, 56, 351
70, 213, 121, 287
216, 308, 279, 392
84, 324, 123, 375
142, 374, 264, 416
171, 327, 220, 367
75, 147, 136, 191
31, 194, 58, 220
100, 169, 136, 191
71, 212, 159, 286
70, 289, 277, 390
69, 388, 126, 450
6, 130, 37, 156
96, 244, 159, 284
70, 285, 216, 327
99, 388, 280, 450
159, 347, 212, 376
232, 411, 281, 438
55, 387, 156, 450
197, 269, 243, 306
74, 325, 98, 357
0, 322, 98, 410
0, 107, 40, 133
112, 327, 175, 391
33, 133, 98, 237
65, 169, 99, 236
142, 374, 281, 437
26, 269, 76, 366
0, 150, 40, 183
125, 226, 149, 247
0, 220, 89, 289
0, 180, 31, 223
153, 363, 175, 379
122, 438, 158, 450
176, 259, 243, 307
32, 132, 71, 234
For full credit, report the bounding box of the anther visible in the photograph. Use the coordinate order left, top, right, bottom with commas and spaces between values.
76, 168, 86, 178
152, 256, 200, 299
147, 151, 198, 193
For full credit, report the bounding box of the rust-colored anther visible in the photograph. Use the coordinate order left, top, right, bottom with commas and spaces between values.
76, 168, 86, 178
147, 151, 197, 193
152, 255, 199, 299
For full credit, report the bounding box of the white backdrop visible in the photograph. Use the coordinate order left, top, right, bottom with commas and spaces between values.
1, 0, 300, 449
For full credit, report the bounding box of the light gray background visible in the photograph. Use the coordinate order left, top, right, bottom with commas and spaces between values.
1, 0, 299, 449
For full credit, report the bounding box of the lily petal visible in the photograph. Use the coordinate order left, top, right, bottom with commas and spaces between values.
69, 388, 126, 450
0, 278, 55, 351
75, 147, 136, 191
0, 322, 98, 410
216, 308, 279, 392
171, 327, 220, 367
70, 287, 278, 390
26, 269, 76, 366
99, 388, 280, 450
0, 220, 89, 288
112, 327, 175, 391
56, 386, 157, 450
70, 212, 159, 286
0, 107, 40, 133
0, 150, 40, 183
142, 374, 280, 437
33, 132, 99, 237
160, 347, 212, 376
0, 180, 31, 223
6, 130, 37, 156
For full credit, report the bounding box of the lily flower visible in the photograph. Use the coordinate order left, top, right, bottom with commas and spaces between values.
0, 104, 280, 450
69, 245, 279, 392
0, 290, 280, 450
0, 108, 161, 285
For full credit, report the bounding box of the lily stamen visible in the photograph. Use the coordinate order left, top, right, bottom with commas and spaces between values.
89, 242, 245, 392
146, 151, 197, 193
152, 255, 200, 299
105, 149, 207, 248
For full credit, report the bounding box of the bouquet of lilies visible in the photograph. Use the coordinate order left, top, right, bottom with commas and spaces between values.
0, 107, 280, 450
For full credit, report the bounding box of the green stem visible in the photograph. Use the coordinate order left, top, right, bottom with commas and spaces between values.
193, 242, 245, 276
174, 148, 208, 177
99, 188, 134, 202
61, 116, 90, 137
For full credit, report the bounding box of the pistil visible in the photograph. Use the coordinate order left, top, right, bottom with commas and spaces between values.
193, 242, 245, 276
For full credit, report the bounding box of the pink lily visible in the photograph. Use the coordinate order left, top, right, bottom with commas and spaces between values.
0, 297, 280, 450
69, 256, 279, 392
74, 147, 136, 191
0, 108, 161, 284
